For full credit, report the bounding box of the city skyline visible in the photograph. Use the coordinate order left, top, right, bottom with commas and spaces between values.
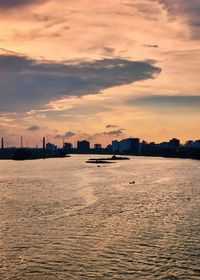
1, 134, 199, 161
0, 0, 200, 146
1, 134, 200, 149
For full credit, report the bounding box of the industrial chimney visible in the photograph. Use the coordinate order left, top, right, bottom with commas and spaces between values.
43, 137, 46, 150
1, 137, 4, 149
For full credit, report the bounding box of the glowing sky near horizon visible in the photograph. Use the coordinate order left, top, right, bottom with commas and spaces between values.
0, 0, 200, 147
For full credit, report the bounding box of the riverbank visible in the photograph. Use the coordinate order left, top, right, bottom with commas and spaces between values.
0, 148, 199, 161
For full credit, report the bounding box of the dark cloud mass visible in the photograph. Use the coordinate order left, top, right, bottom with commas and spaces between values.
156, 0, 200, 39
65, 131, 76, 138
104, 129, 124, 137
27, 125, 40, 131
0, 0, 47, 10
54, 131, 76, 139
88, 129, 125, 141
0, 54, 161, 113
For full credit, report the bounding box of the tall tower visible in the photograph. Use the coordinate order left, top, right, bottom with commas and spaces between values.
1, 137, 4, 149
43, 137, 46, 150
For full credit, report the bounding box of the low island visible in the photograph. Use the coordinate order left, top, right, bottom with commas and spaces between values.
86, 155, 130, 164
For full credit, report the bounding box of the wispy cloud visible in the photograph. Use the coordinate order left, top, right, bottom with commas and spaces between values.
103, 129, 125, 137
95, 129, 125, 137
143, 44, 158, 48
106, 124, 118, 129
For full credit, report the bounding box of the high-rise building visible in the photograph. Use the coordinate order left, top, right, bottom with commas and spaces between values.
185, 140, 194, 149
46, 143, 57, 152
112, 138, 140, 154
63, 142, 72, 152
194, 140, 200, 149
169, 138, 180, 148
77, 140, 90, 152
119, 138, 140, 154
94, 144, 102, 150
111, 140, 119, 152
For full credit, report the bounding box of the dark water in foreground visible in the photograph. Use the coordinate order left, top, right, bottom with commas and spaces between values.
0, 155, 199, 280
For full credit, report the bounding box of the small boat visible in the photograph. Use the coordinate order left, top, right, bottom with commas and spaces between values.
129, 181, 135, 184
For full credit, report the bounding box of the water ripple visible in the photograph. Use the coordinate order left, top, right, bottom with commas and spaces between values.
0, 156, 199, 279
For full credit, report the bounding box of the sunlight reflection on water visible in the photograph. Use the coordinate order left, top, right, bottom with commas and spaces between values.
0, 156, 200, 279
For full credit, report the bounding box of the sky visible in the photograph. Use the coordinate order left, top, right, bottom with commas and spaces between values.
0, 0, 200, 147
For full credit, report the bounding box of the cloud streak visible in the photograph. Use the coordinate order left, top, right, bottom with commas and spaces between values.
103, 129, 125, 137
128, 95, 200, 109
143, 44, 158, 48
106, 124, 118, 129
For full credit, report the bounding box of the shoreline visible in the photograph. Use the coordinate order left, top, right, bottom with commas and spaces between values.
0, 153, 199, 161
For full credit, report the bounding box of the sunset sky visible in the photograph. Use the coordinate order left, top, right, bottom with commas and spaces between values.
0, 0, 200, 147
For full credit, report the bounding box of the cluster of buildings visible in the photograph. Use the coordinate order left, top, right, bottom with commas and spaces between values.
111, 138, 140, 154
185, 140, 200, 149
61, 137, 200, 160
0, 136, 200, 160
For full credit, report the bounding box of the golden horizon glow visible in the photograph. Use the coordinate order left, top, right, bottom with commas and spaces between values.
0, 0, 200, 146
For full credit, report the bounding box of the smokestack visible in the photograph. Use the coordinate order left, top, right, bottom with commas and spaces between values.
1, 137, 4, 149
43, 137, 46, 150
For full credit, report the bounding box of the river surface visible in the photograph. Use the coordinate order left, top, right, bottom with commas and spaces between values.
0, 155, 199, 280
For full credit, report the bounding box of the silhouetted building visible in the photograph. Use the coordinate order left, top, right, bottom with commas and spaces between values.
159, 142, 170, 149
185, 140, 194, 149
119, 138, 140, 154
94, 144, 102, 150
77, 140, 90, 152
119, 139, 131, 153
194, 140, 200, 149
63, 142, 72, 152
106, 144, 112, 152
140, 141, 158, 155
46, 143, 57, 152
131, 138, 141, 154
169, 138, 180, 148
112, 138, 140, 154
159, 138, 180, 150
186, 140, 200, 149
112, 140, 119, 153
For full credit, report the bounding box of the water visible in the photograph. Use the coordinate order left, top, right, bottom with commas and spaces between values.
0, 155, 199, 280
